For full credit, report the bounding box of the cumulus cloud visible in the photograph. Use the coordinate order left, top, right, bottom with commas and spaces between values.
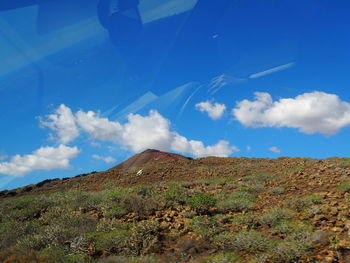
40, 104, 79, 144
0, 145, 79, 177
269, 146, 281, 154
76, 110, 173, 152
119, 110, 174, 152
80, 109, 236, 157
75, 110, 123, 142
232, 91, 350, 135
92, 154, 117, 164
42, 105, 237, 157
195, 101, 226, 120
171, 134, 238, 157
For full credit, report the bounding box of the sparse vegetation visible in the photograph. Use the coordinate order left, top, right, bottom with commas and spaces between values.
233, 212, 260, 229
186, 193, 217, 213
269, 240, 307, 263
268, 186, 285, 195
231, 230, 271, 254
285, 194, 323, 211
189, 216, 222, 238
205, 252, 241, 263
217, 191, 256, 212
0, 155, 348, 262
337, 181, 350, 192
260, 207, 293, 227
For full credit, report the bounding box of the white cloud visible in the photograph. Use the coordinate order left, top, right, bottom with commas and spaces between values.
171, 135, 239, 157
44, 105, 237, 157
92, 154, 117, 164
195, 101, 226, 120
75, 110, 123, 142
269, 146, 281, 154
249, 62, 294, 79
76, 109, 173, 152
40, 104, 79, 144
0, 145, 80, 177
246, 146, 251, 151
232, 91, 350, 136
120, 110, 174, 152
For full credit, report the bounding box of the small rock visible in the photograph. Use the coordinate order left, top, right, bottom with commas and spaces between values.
344, 220, 350, 237
160, 221, 169, 229
310, 230, 331, 247
335, 221, 345, 227
329, 207, 339, 216
331, 227, 343, 232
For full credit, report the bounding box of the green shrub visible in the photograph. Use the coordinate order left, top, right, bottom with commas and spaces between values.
58, 191, 100, 210
94, 229, 132, 252
102, 181, 119, 190
217, 192, 255, 212
28, 207, 98, 249
285, 194, 322, 212
189, 216, 222, 238
205, 252, 241, 263
241, 173, 271, 183
305, 205, 323, 218
337, 181, 350, 193
271, 221, 291, 235
213, 214, 231, 224
268, 187, 285, 196
271, 220, 306, 235
128, 220, 161, 255
92, 220, 157, 256
122, 194, 160, 216
211, 232, 235, 249
290, 165, 305, 173
260, 207, 293, 227
131, 184, 157, 197
104, 205, 128, 219
233, 212, 260, 229
161, 185, 187, 206
104, 188, 130, 203
287, 223, 313, 243
0, 219, 40, 249
217, 198, 253, 212
230, 191, 257, 201
245, 184, 265, 194
96, 219, 130, 233
0, 196, 45, 221
186, 193, 217, 213
232, 230, 271, 254
269, 240, 307, 263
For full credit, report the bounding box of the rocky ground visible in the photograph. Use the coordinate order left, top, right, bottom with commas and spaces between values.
1, 150, 350, 262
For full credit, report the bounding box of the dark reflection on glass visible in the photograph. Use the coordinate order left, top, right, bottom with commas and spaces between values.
97, 0, 142, 47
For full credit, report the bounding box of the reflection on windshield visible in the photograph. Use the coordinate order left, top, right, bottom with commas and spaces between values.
1, 0, 350, 190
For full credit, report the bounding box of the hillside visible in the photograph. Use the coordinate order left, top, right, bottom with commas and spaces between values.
1, 152, 350, 262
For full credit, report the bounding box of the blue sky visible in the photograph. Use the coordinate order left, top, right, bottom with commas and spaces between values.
1, 0, 350, 190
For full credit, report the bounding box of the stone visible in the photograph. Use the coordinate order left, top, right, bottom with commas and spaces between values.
309, 230, 331, 248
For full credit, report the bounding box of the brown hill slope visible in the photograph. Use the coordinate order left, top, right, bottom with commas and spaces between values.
1, 154, 350, 262
1, 154, 350, 201
110, 149, 192, 171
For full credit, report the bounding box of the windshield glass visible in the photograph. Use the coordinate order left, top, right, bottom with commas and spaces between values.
1, 0, 349, 190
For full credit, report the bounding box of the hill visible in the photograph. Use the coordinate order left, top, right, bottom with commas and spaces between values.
1, 153, 350, 262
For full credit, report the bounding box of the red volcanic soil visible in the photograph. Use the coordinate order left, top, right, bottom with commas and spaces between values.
110, 149, 192, 171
